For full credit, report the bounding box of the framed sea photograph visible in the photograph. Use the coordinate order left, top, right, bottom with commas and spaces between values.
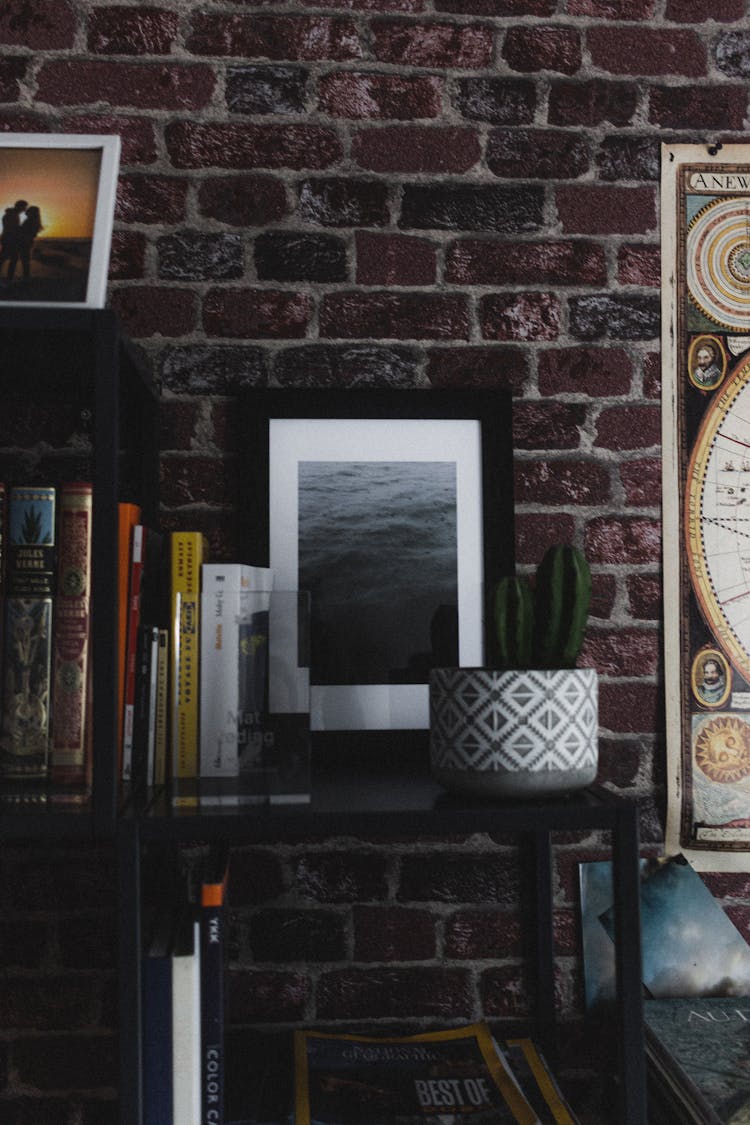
0, 134, 120, 308
241, 389, 514, 732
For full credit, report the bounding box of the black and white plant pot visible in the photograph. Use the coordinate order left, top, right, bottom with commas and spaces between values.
429, 667, 598, 798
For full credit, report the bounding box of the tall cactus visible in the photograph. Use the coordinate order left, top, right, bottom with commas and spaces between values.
493, 576, 534, 669
494, 544, 591, 670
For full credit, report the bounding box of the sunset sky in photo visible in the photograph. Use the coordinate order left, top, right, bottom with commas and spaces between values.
0, 147, 102, 239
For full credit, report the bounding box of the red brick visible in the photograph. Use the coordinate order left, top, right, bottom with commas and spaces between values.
426, 346, 529, 390
0, 0, 76, 48
649, 85, 747, 130
109, 286, 198, 338
352, 125, 480, 173
702, 872, 750, 900
320, 291, 470, 339
13, 1034, 117, 1090
294, 851, 389, 902
307, 0, 423, 10
643, 352, 661, 398
568, 0, 654, 14
556, 186, 656, 235
444, 910, 522, 958
160, 454, 237, 507
220, 848, 286, 905
446, 240, 606, 286
87, 6, 179, 54
318, 71, 442, 118
538, 347, 633, 397
480, 292, 561, 341
515, 513, 577, 565
626, 574, 662, 620
618, 244, 660, 287
515, 459, 611, 506
198, 175, 288, 226
59, 113, 158, 165
665, 0, 744, 19
437, 0, 554, 10
591, 573, 617, 620
353, 907, 437, 960
109, 230, 147, 280
598, 680, 661, 735
481, 965, 533, 1019
356, 232, 437, 285
228, 969, 309, 1022
548, 79, 637, 127
0, 58, 27, 102
620, 457, 662, 506
503, 26, 582, 75
165, 121, 343, 170
317, 968, 473, 1020
585, 516, 661, 565
203, 289, 311, 339
187, 13, 362, 60
595, 405, 661, 451
36, 61, 215, 110
597, 736, 645, 788
116, 174, 188, 225
0, 111, 50, 135
3, 976, 102, 1030
587, 27, 706, 77
372, 20, 493, 68
581, 627, 659, 677
513, 401, 586, 450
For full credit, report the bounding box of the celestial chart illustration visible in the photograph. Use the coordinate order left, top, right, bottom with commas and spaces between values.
663, 147, 750, 866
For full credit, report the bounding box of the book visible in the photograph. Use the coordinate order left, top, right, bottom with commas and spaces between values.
293, 1021, 541, 1124
170, 530, 209, 783
172, 911, 202, 1125
117, 501, 141, 777
200, 846, 230, 1125
503, 1039, 581, 1125
199, 562, 273, 781
0, 484, 56, 781
131, 622, 158, 791
122, 524, 165, 782
50, 481, 93, 791
644, 996, 750, 1123
153, 628, 169, 789
142, 905, 174, 1125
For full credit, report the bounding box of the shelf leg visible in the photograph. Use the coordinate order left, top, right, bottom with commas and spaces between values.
118, 818, 142, 1125
530, 828, 556, 1058
612, 803, 647, 1125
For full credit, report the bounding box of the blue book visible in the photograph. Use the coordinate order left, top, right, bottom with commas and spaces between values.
142, 906, 174, 1125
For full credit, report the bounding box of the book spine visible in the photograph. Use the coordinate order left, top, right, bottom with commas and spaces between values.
117, 502, 141, 777
201, 857, 229, 1125
172, 915, 202, 1125
50, 481, 93, 788
170, 531, 207, 781
0, 485, 56, 781
122, 524, 145, 781
153, 628, 169, 789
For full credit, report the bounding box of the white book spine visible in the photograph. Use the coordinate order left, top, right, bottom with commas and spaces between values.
172, 919, 201, 1125
199, 564, 273, 777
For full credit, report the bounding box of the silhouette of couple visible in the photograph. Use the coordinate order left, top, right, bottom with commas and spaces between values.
0, 199, 43, 282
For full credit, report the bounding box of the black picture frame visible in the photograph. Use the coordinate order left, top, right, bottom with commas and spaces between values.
240, 388, 514, 733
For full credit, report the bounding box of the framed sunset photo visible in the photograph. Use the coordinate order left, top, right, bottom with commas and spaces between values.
0, 134, 120, 308
241, 388, 514, 733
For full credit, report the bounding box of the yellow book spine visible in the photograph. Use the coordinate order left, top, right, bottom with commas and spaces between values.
170, 531, 208, 779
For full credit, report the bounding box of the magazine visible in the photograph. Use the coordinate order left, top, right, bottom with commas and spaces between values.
293, 1022, 542, 1125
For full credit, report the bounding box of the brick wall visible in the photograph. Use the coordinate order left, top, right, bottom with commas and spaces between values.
4, 0, 750, 1117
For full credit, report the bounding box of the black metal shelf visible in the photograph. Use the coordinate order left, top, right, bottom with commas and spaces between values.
119, 772, 647, 1125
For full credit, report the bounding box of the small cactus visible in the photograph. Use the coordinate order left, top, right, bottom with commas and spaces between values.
494, 544, 591, 670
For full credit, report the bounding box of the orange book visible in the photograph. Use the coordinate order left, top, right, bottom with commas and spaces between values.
117, 502, 141, 774
51, 481, 93, 789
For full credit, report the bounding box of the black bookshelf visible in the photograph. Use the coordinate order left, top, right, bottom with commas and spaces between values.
119, 770, 647, 1125
0, 308, 159, 840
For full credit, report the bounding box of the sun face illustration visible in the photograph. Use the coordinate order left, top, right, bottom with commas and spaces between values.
695, 714, 750, 784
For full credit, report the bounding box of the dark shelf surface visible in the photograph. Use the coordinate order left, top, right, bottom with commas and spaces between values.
139, 762, 636, 843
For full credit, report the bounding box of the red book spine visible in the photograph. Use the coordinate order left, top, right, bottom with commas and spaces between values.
50, 482, 93, 788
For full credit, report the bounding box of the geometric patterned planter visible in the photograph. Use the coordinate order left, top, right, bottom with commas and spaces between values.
429, 667, 598, 798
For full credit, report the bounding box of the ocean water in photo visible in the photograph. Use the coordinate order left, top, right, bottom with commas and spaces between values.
298, 461, 458, 685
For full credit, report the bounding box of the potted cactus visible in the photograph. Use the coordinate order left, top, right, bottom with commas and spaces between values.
429, 544, 598, 797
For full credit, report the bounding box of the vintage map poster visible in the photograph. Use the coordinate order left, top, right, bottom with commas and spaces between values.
663, 143, 750, 870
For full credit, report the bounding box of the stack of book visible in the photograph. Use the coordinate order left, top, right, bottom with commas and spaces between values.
120, 521, 311, 808
0, 481, 94, 802
142, 846, 230, 1125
